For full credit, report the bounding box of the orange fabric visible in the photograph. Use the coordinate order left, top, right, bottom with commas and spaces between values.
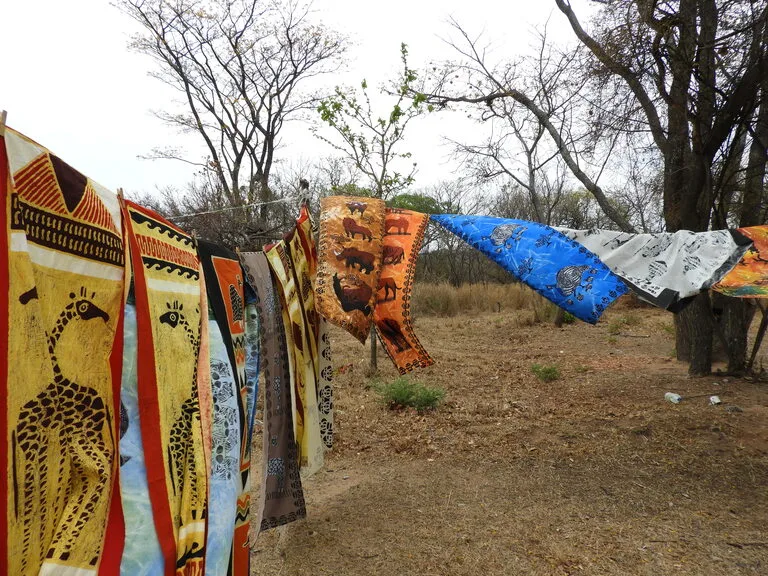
712, 226, 768, 297
373, 209, 434, 373
316, 196, 385, 343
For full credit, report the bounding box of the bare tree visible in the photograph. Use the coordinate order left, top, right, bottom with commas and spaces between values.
119, 0, 347, 240
410, 2, 768, 374
413, 18, 636, 232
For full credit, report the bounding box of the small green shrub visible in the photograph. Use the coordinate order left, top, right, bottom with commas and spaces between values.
608, 313, 642, 334
562, 311, 576, 324
531, 363, 560, 382
375, 377, 446, 412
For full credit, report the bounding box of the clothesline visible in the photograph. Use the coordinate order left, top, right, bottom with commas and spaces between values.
168, 195, 302, 220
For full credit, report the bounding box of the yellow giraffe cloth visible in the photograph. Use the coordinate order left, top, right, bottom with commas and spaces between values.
266, 205, 325, 476
123, 200, 208, 576
3, 128, 126, 576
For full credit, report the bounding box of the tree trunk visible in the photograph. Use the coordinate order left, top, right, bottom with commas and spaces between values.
553, 307, 565, 328
719, 298, 754, 374
674, 292, 713, 375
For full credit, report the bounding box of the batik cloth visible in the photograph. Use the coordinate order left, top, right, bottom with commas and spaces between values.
432, 215, 627, 323
711, 227, 768, 297
316, 196, 385, 343
265, 205, 324, 476
120, 299, 164, 576
198, 239, 253, 575
374, 209, 434, 374
240, 252, 306, 532
557, 227, 750, 311
204, 315, 241, 576
123, 200, 208, 576
2, 129, 126, 576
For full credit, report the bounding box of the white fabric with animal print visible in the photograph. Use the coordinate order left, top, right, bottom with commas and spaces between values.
556, 228, 749, 310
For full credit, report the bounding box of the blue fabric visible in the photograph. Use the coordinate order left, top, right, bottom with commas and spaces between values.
206, 316, 241, 576
431, 215, 628, 323
120, 303, 164, 576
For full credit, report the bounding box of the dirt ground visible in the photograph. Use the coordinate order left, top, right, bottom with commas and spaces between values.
250, 306, 768, 575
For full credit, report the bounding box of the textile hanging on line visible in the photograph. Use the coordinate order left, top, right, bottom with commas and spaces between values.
123, 200, 208, 576
265, 204, 326, 475
198, 239, 253, 576
240, 252, 307, 531
2, 129, 126, 576
711, 226, 768, 297
373, 208, 434, 374
316, 196, 386, 343
119, 297, 166, 576
432, 215, 628, 323
557, 227, 750, 311
203, 315, 241, 576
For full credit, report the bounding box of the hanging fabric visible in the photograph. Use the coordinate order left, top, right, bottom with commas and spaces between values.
373, 208, 434, 374
265, 205, 325, 475
432, 215, 627, 323
197, 239, 253, 575
240, 252, 307, 531
316, 196, 386, 343
557, 227, 750, 310
711, 226, 768, 297
123, 200, 208, 576
2, 128, 126, 576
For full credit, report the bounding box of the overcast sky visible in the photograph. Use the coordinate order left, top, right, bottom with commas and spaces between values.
0, 0, 593, 197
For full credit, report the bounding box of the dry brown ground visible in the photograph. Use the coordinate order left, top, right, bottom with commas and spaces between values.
250, 307, 768, 575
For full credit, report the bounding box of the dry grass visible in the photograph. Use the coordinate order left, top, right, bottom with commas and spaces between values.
251, 308, 768, 576
412, 282, 560, 320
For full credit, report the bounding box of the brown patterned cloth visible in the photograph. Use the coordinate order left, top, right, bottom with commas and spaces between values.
315, 196, 385, 343
374, 209, 434, 374
239, 252, 306, 532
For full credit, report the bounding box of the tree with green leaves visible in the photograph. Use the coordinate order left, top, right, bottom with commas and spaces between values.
314, 43, 429, 372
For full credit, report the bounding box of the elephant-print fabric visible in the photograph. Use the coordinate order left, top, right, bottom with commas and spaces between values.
432, 215, 627, 323
712, 227, 768, 297
557, 227, 749, 311
316, 196, 385, 343
373, 209, 434, 374
2, 129, 126, 576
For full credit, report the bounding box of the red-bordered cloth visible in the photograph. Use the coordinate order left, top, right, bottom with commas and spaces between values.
123, 200, 208, 576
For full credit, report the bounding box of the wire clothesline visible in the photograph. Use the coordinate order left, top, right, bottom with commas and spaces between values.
168, 195, 304, 221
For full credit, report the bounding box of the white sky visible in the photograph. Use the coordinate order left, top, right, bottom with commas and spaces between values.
0, 0, 594, 197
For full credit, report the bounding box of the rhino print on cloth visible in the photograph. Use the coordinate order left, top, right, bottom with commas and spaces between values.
431, 215, 627, 323
316, 196, 385, 343
556, 227, 750, 311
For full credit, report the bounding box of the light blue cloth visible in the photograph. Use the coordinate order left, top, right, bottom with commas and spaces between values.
205, 316, 241, 576
431, 215, 628, 323
119, 303, 164, 576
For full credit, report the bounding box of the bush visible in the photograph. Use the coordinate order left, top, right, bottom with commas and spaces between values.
562, 311, 576, 324
531, 363, 560, 382
374, 377, 446, 412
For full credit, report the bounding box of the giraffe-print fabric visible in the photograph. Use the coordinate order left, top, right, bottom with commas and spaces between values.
123, 200, 208, 575
3, 129, 126, 575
